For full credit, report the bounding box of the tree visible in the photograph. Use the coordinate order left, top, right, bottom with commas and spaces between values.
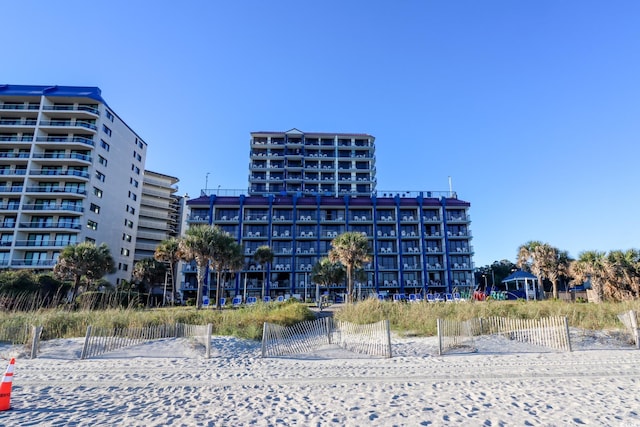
517, 241, 544, 280
178, 225, 219, 309
154, 237, 182, 304
570, 250, 608, 302
209, 235, 242, 309
606, 249, 640, 300
53, 242, 115, 302
253, 245, 274, 299
328, 232, 371, 303
311, 258, 346, 293
132, 258, 167, 305
538, 248, 572, 299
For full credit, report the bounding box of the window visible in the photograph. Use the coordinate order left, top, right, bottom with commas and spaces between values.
95, 171, 105, 182
128, 191, 137, 201
136, 138, 144, 149
133, 150, 141, 161
100, 140, 110, 151
131, 164, 140, 175
130, 177, 139, 188
105, 110, 114, 122
87, 220, 98, 230
89, 203, 100, 214
102, 125, 112, 136
118, 263, 129, 271
121, 248, 130, 256
124, 219, 133, 228
126, 205, 135, 215
98, 155, 108, 166
93, 187, 103, 198
122, 233, 132, 242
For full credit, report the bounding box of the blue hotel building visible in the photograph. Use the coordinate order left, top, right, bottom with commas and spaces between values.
182, 129, 473, 301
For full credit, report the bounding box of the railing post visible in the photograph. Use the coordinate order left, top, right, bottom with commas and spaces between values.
80, 325, 92, 360
437, 318, 443, 356
261, 322, 268, 358
629, 310, 640, 350
563, 316, 572, 352
385, 319, 392, 358
205, 323, 212, 359
30, 325, 43, 359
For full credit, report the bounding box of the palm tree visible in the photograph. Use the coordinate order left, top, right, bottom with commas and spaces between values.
132, 258, 167, 306
53, 242, 116, 302
253, 245, 274, 299
328, 232, 371, 303
517, 241, 545, 293
311, 257, 345, 301
154, 237, 182, 305
209, 235, 242, 309
606, 249, 640, 300
178, 224, 219, 309
570, 250, 608, 302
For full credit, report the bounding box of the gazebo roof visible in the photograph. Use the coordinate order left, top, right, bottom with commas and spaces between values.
502, 270, 538, 283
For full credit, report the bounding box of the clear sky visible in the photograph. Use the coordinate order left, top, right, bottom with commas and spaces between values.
3, 0, 639, 267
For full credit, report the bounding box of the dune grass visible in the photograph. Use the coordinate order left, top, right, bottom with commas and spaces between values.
334, 298, 640, 336
0, 300, 315, 341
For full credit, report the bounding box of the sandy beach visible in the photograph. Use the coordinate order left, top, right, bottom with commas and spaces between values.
2, 329, 640, 426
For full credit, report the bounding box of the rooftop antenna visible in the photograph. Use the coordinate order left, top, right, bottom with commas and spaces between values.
205, 172, 210, 195
448, 176, 453, 197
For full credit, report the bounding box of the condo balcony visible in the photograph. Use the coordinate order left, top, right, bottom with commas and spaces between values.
0, 103, 40, 111
0, 150, 30, 160
21, 203, 84, 213
24, 186, 87, 195
42, 104, 100, 116
0, 185, 23, 193
28, 169, 90, 179
39, 120, 97, 131
0, 169, 27, 176
35, 136, 95, 147
31, 152, 92, 163
0, 135, 34, 143
11, 259, 57, 267
0, 118, 37, 127
13, 240, 75, 248
19, 221, 81, 230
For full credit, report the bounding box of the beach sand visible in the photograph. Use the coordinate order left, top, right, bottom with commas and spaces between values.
2, 330, 640, 426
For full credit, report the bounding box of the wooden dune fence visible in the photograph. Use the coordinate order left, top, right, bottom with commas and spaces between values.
262, 318, 392, 358
617, 310, 640, 349
80, 323, 212, 359
437, 316, 572, 355
0, 325, 43, 359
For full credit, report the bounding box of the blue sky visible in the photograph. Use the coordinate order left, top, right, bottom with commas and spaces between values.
3, 0, 639, 267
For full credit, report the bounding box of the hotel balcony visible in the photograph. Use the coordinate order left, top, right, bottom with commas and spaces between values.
446, 215, 471, 223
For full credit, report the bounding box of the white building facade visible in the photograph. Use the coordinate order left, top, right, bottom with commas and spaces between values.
0, 85, 147, 285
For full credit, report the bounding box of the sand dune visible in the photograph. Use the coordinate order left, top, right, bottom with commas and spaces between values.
2, 330, 639, 426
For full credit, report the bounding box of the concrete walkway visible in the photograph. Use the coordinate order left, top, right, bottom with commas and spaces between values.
309, 303, 344, 318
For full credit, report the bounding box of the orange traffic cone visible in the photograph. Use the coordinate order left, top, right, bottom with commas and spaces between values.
0, 358, 15, 411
